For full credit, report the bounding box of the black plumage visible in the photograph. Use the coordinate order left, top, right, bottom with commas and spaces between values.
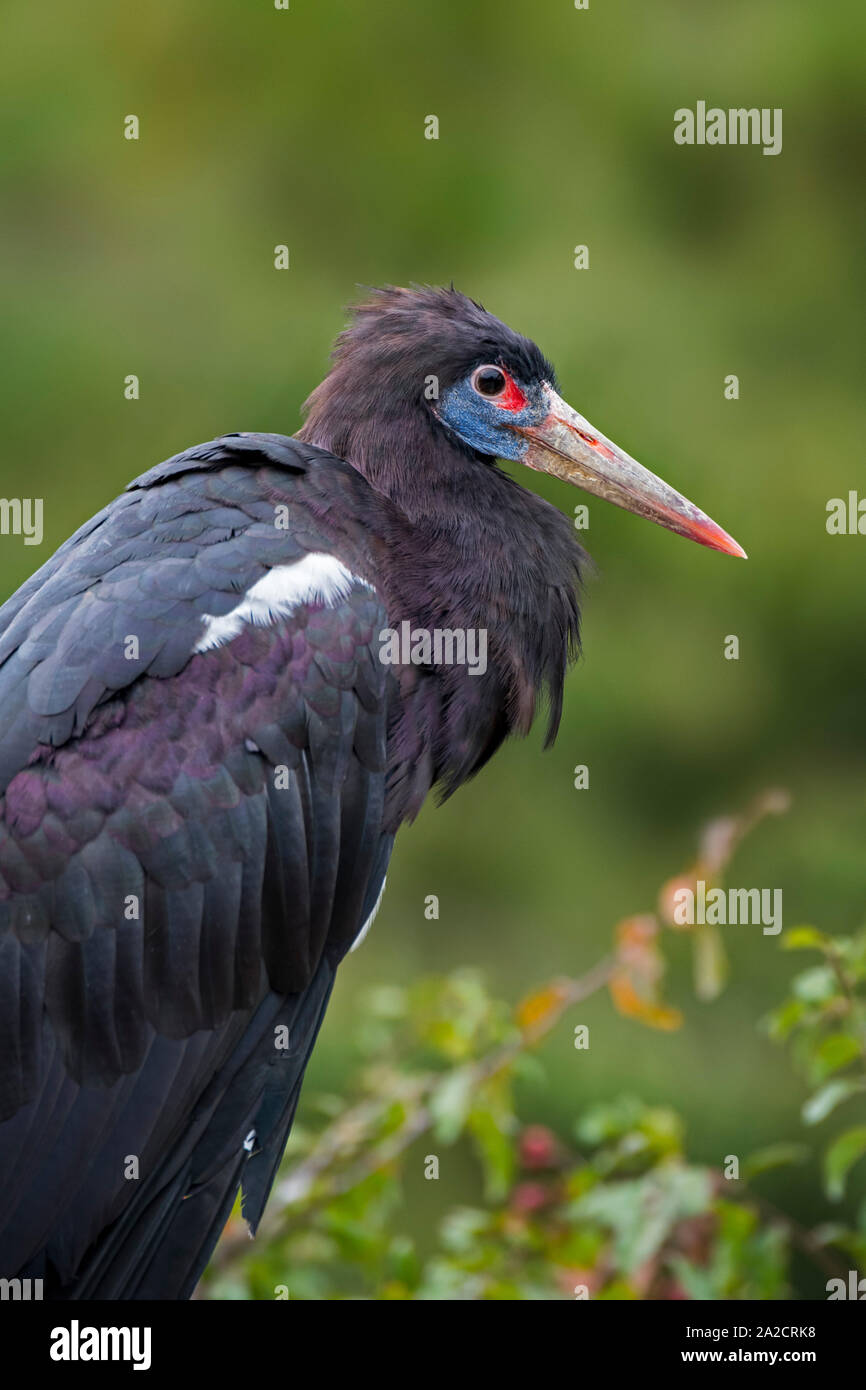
0, 287, 743, 1298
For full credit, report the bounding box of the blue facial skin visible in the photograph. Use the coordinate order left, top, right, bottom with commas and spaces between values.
436, 374, 548, 461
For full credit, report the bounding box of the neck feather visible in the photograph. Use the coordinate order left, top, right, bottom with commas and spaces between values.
298, 384, 585, 817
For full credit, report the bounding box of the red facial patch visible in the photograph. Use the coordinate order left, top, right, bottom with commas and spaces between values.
496, 373, 528, 412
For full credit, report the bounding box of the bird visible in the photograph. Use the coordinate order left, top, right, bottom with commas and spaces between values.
0, 285, 745, 1300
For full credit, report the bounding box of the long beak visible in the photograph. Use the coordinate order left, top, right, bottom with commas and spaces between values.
511, 387, 746, 559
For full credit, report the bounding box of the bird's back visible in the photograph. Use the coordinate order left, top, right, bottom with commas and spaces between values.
0, 433, 394, 1297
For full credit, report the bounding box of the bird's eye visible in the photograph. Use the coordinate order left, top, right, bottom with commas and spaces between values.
472, 366, 507, 397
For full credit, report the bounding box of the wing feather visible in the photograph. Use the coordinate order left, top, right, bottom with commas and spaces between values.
0, 434, 394, 1294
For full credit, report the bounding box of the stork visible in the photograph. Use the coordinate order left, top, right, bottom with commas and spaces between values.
0, 286, 744, 1299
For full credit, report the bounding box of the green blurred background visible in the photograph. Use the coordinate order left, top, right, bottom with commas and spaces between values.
1, 0, 864, 1294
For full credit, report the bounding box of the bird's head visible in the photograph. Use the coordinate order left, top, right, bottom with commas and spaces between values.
300, 285, 745, 559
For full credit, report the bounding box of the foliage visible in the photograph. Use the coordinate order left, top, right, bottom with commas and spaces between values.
5, 0, 865, 1300
769, 928, 866, 1254
201, 795, 866, 1300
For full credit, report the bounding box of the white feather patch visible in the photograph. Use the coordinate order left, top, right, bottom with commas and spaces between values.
350, 876, 387, 953
194, 553, 369, 653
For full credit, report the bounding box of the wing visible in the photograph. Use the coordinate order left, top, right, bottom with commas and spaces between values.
0, 433, 395, 1297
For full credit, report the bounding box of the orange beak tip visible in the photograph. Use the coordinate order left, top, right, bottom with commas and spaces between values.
712, 534, 748, 560
690, 519, 748, 560
716, 535, 748, 561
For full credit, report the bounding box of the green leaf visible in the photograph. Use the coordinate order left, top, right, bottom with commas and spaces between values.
765, 997, 808, 1040
429, 1067, 475, 1143
439, 1207, 489, 1255
803, 1078, 866, 1126
596, 1279, 639, 1300
792, 966, 837, 1003
782, 926, 830, 952
824, 1126, 866, 1201
385, 1235, 421, 1288
511, 1052, 547, 1086
668, 1253, 718, 1300
809, 1032, 863, 1083
467, 1095, 515, 1202
742, 1142, 809, 1177
837, 934, 866, 983
575, 1095, 646, 1145
572, 1165, 712, 1273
